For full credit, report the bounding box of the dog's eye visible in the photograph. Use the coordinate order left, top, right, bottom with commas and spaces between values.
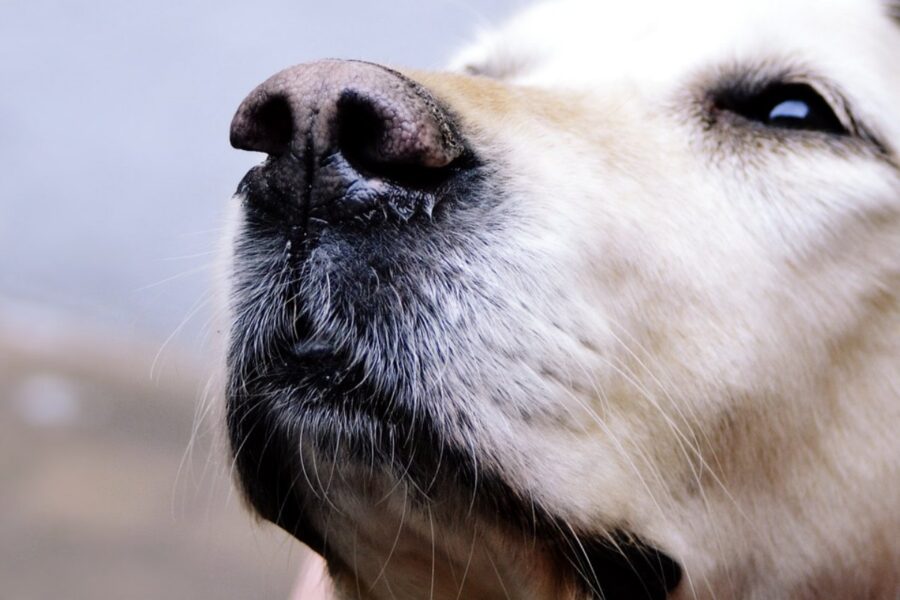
718, 83, 849, 135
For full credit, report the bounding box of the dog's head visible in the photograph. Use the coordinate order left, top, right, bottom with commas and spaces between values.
223, 1, 900, 598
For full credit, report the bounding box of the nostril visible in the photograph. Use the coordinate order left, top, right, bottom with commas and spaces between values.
335, 90, 465, 190
230, 93, 295, 155
336, 92, 389, 172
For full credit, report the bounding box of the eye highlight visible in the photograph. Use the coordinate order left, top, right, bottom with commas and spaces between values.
715, 82, 849, 135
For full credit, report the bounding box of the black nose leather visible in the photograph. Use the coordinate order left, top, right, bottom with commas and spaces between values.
230, 60, 466, 223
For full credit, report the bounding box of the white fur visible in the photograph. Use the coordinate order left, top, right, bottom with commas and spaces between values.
226, 0, 900, 597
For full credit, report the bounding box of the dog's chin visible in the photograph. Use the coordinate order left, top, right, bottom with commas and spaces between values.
226, 322, 683, 599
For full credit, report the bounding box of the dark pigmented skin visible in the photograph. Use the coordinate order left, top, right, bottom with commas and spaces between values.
230, 59, 464, 167
230, 60, 471, 227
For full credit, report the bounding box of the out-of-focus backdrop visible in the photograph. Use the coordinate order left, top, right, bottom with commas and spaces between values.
0, 1, 521, 597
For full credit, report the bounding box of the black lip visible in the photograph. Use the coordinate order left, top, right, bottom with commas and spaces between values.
566, 533, 682, 599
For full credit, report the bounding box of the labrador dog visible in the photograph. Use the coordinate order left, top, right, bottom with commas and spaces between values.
221, 0, 900, 597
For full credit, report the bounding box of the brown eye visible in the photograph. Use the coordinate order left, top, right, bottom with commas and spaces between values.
717, 82, 849, 135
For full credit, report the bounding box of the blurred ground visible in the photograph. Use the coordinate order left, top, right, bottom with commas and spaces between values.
0, 300, 305, 599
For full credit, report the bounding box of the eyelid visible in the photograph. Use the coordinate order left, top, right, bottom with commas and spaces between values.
790, 78, 856, 133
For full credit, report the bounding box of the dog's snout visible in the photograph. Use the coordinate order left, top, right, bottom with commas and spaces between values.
230, 60, 467, 223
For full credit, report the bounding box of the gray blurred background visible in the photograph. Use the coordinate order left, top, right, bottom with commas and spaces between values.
0, 1, 521, 597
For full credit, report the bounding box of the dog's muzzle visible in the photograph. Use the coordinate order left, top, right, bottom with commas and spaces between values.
223, 58, 483, 557
226, 61, 684, 600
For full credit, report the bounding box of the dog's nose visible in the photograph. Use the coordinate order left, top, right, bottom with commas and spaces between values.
230, 60, 466, 222
231, 60, 463, 167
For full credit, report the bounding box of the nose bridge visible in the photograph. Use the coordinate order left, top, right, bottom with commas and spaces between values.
411, 69, 593, 142
230, 60, 463, 167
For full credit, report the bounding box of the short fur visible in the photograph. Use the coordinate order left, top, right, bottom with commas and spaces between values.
222, 0, 900, 598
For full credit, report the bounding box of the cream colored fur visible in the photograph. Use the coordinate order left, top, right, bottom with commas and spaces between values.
227, 0, 900, 597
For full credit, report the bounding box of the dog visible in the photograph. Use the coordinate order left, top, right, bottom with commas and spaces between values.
221, 0, 900, 597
